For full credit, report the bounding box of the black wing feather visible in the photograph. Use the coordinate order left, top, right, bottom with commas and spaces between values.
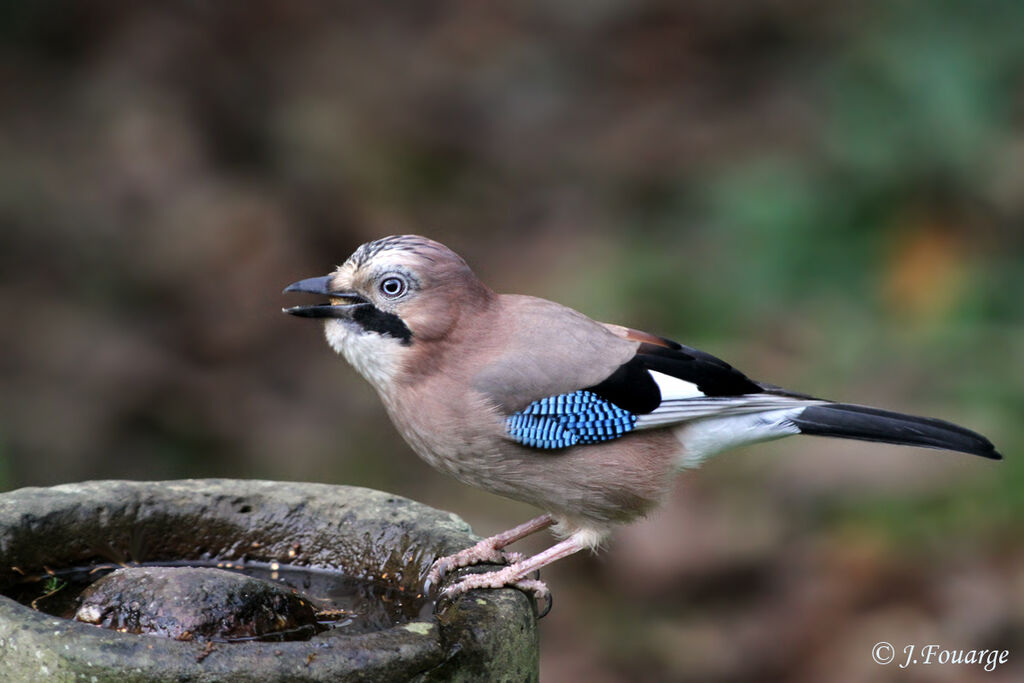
586, 340, 763, 414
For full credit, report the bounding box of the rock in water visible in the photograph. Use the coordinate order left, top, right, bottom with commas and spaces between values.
74, 566, 319, 641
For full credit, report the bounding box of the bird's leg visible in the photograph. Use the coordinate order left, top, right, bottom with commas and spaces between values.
425, 513, 555, 591
439, 531, 590, 611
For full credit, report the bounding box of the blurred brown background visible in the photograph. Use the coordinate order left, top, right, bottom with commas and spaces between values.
1, 2, 1022, 681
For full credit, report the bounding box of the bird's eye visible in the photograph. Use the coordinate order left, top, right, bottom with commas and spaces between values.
379, 276, 407, 298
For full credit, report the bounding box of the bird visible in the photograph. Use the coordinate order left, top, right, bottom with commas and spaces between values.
283, 235, 1001, 609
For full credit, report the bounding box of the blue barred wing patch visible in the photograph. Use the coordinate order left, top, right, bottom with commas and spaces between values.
506, 390, 637, 449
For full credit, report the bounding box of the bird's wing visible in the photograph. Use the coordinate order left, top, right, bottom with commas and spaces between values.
602, 334, 823, 428
502, 323, 999, 460
470, 296, 640, 414
504, 325, 822, 449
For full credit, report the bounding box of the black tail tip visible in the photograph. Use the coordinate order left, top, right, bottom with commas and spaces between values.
983, 448, 1004, 461
791, 403, 1003, 461
967, 437, 1002, 461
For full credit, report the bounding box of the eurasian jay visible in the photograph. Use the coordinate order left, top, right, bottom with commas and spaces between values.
284, 235, 1000, 608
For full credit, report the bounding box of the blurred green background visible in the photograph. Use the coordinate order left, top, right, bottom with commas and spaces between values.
1, 2, 1022, 681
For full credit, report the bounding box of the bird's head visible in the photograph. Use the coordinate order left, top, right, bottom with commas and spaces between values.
284, 235, 492, 384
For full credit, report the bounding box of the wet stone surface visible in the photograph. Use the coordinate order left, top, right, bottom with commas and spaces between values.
4, 558, 432, 639
74, 566, 319, 641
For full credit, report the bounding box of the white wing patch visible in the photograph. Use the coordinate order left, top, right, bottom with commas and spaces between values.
648, 370, 704, 400
635, 366, 825, 464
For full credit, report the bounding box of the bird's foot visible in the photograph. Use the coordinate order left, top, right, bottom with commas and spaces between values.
424, 540, 524, 592
439, 564, 552, 618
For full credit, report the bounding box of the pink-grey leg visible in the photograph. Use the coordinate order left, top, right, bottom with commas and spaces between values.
425, 513, 554, 592
438, 531, 591, 613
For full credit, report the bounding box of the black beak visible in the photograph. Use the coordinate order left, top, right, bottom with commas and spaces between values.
283, 275, 368, 318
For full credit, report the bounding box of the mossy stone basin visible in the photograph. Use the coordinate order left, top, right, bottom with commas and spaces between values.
0, 479, 538, 682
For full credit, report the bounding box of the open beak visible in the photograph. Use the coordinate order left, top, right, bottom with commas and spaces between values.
282, 275, 368, 318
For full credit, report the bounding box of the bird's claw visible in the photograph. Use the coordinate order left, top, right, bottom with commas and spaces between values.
424, 543, 524, 593
435, 566, 552, 618
512, 578, 552, 618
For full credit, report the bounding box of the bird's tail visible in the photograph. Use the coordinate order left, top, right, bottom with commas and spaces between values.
788, 403, 1002, 460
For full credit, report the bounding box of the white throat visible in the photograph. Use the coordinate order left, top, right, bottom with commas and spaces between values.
324, 320, 404, 391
